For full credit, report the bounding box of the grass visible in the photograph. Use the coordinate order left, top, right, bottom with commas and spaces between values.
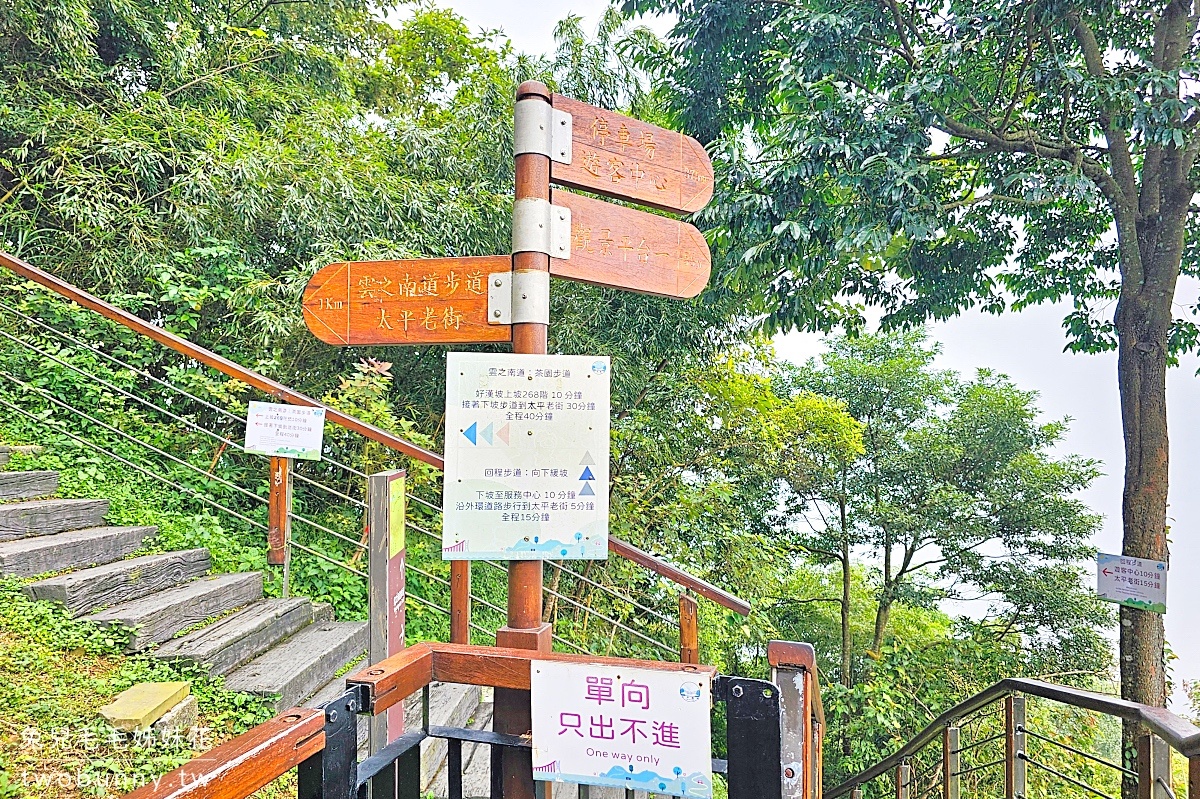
0, 577, 302, 798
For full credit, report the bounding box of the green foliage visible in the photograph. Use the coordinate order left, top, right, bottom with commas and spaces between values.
0, 577, 276, 796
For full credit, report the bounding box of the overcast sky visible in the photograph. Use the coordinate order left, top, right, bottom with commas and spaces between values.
407, 0, 1200, 708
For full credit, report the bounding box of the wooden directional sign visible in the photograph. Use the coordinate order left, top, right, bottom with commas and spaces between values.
303, 256, 512, 346
549, 189, 711, 299
550, 94, 714, 215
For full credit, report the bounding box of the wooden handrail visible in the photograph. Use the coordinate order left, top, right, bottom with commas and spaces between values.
122, 707, 324, 799
122, 643, 717, 798
0, 250, 750, 614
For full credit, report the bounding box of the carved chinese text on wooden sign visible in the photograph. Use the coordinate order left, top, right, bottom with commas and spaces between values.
549, 190, 711, 299
550, 94, 714, 215
302, 256, 512, 346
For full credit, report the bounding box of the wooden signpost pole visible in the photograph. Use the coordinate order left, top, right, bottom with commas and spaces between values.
495, 79, 556, 799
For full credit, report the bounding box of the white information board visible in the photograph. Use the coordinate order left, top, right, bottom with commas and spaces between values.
531, 660, 713, 798
1097, 552, 1167, 613
442, 353, 610, 560
244, 401, 325, 461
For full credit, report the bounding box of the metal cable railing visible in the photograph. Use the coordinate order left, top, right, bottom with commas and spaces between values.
828, 678, 1200, 799
0, 282, 689, 657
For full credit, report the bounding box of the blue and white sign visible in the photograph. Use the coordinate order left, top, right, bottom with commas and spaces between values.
442, 353, 610, 560
531, 660, 713, 798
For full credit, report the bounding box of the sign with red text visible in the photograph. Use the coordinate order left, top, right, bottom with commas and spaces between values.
1097, 552, 1167, 613
302, 256, 512, 345
442, 353, 610, 561
244, 402, 325, 461
531, 660, 713, 798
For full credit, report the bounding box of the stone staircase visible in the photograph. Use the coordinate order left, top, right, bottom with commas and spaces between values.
0, 450, 638, 798
0, 454, 368, 716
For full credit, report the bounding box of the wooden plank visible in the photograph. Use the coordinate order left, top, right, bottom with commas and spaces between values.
0, 470, 58, 500
431, 644, 717, 692
153, 597, 316, 675
302, 256, 512, 346
121, 707, 325, 799
679, 594, 699, 665
88, 572, 264, 652
550, 94, 714, 214
266, 457, 290, 566
223, 621, 368, 711
346, 643, 435, 715
0, 498, 108, 540
450, 561, 471, 644
25, 547, 211, 616
0, 525, 155, 578
550, 190, 711, 299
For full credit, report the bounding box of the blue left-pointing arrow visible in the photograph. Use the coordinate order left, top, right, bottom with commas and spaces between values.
463, 422, 478, 445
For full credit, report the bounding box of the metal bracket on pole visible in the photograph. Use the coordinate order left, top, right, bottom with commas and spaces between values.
512, 270, 551, 325
512, 198, 571, 259
514, 97, 573, 163
488, 271, 512, 325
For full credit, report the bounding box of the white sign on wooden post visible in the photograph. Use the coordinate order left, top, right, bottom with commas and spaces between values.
442, 352, 610, 560
531, 660, 713, 798
244, 402, 325, 461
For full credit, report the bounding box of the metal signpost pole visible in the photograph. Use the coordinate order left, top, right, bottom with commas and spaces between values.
496, 79, 556, 799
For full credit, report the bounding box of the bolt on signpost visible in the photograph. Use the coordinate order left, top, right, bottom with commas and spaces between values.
300, 80, 714, 798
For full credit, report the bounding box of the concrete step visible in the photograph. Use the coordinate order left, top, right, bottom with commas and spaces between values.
0, 471, 58, 501
0, 498, 108, 541
24, 548, 210, 617
87, 572, 264, 653
154, 598, 320, 676
0, 445, 42, 467
0, 525, 156, 578
225, 621, 368, 712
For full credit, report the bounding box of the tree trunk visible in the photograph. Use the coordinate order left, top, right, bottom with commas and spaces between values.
870, 595, 891, 656
1114, 215, 1180, 798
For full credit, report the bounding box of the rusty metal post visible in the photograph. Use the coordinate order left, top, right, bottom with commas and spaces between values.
450, 561, 471, 644
944, 726, 960, 799
1005, 696, 1026, 799
679, 594, 699, 664
495, 79, 556, 799
1138, 734, 1171, 799
895, 763, 911, 799
267, 456, 293, 596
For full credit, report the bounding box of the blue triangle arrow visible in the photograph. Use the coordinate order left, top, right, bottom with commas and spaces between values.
463, 422, 477, 445
579, 466, 595, 481
579, 482, 595, 496
481, 422, 494, 445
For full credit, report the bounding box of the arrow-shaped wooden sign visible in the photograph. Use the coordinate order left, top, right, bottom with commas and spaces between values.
302, 256, 512, 346
550, 94, 714, 215
550, 190, 711, 299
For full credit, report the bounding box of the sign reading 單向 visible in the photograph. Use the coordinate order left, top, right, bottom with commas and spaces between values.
244, 402, 325, 461
442, 352, 610, 560
531, 660, 713, 798
1097, 552, 1167, 614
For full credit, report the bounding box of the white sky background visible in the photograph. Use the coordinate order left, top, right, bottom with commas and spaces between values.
400, 0, 1200, 709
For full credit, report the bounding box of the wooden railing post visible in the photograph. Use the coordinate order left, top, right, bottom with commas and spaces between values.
850, 790, 862, 799
1138, 734, 1171, 799
895, 763, 911, 799
944, 726, 960, 799
1189, 755, 1200, 799
679, 593, 699, 664
267, 456, 293, 595
451, 561, 471, 644
1004, 695, 1026, 799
